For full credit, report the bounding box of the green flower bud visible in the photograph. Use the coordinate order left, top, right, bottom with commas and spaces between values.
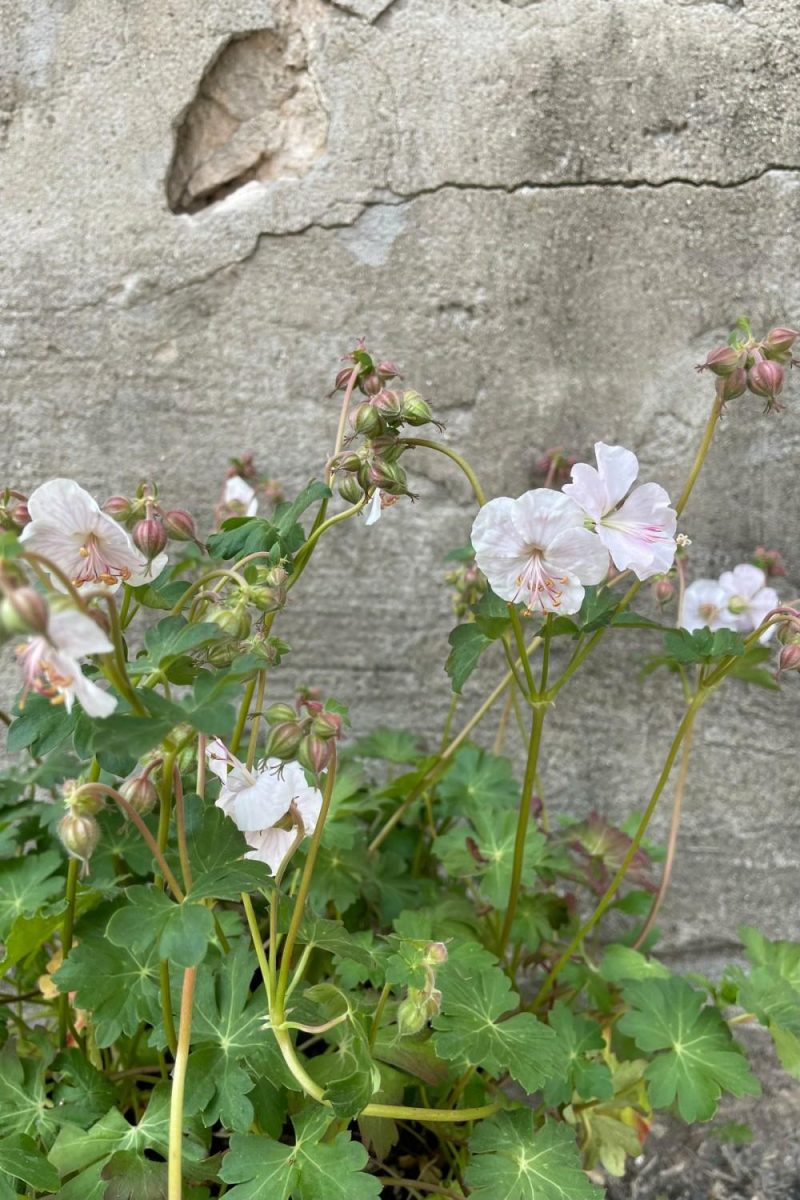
338, 475, 364, 504
401, 390, 435, 427
59, 811, 100, 866
212, 606, 252, 639
119, 774, 158, 816
397, 990, 428, 1037
265, 702, 298, 725
266, 721, 305, 760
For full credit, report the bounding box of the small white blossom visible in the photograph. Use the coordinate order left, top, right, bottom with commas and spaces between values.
471, 489, 609, 616
20, 479, 156, 591
223, 476, 258, 517
681, 579, 734, 633
206, 739, 323, 875
563, 443, 677, 581
16, 607, 117, 717
718, 564, 779, 638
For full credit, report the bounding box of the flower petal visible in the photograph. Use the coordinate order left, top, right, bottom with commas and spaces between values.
24, 479, 101, 532
718, 563, 766, 601
68, 667, 118, 717
224, 476, 258, 516
48, 608, 113, 658
562, 463, 608, 523
243, 828, 296, 875
363, 490, 383, 526
594, 443, 640, 509
510, 489, 585, 548
599, 483, 677, 580
546, 526, 610, 586
681, 580, 732, 632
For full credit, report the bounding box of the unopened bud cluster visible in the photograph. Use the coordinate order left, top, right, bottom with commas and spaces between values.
58, 779, 106, 875
0, 489, 31, 532
205, 564, 289, 667
330, 345, 442, 506
533, 448, 579, 488
102, 480, 199, 563
397, 942, 448, 1036
264, 689, 344, 775
445, 554, 487, 618
697, 324, 799, 412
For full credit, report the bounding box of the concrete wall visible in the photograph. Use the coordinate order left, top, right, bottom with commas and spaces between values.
2, 0, 799, 964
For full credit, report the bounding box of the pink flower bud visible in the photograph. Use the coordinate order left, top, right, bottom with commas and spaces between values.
163, 508, 197, 542
362, 372, 383, 396
59, 811, 100, 865
119, 774, 158, 816
351, 402, 384, 438
373, 389, 404, 420
376, 360, 400, 382
262, 479, 284, 506
696, 345, 745, 377
747, 360, 785, 409
103, 495, 134, 521
653, 578, 675, 605
778, 643, 800, 674
753, 546, 786, 577
0, 587, 49, 636
424, 941, 448, 966
310, 710, 343, 740
715, 367, 747, 403
763, 327, 799, 358
299, 733, 332, 775
133, 516, 168, 559
9, 502, 30, 527
333, 366, 356, 392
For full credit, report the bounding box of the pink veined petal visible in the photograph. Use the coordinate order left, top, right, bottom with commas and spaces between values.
472, 498, 531, 594
243, 828, 296, 875
89, 510, 149, 573
24, 479, 101, 532
522, 570, 585, 617
594, 443, 640, 510
562, 463, 608, 523
18, 522, 88, 584
510, 489, 585, 549
599, 483, 677, 580
546, 526, 610, 585
48, 608, 114, 658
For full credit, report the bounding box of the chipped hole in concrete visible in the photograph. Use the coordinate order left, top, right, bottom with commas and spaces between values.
166, 1, 329, 215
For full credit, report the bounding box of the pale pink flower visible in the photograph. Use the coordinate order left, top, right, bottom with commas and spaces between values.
563, 443, 677, 581
223, 476, 258, 517
471, 489, 609, 616
718, 564, 779, 638
16, 607, 116, 717
206, 739, 322, 875
681, 580, 735, 633
20, 479, 158, 591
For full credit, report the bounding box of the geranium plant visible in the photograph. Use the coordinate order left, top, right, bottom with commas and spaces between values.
1, 320, 799, 1199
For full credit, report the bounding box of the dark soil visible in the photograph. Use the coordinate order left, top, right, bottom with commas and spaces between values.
603, 1034, 800, 1200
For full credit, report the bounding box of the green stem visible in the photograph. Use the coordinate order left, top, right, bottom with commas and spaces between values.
57, 858, 80, 1047
532, 695, 705, 1008
287, 502, 365, 591
167, 966, 196, 1200
507, 606, 537, 699
243, 892, 273, 1010
230, 678, 256, 757
275, 749, 338, 1012
368, 983, 391, 1050
245, 671, 266, 771
161, 962, 177, 1056
401, 437, 487, 506
172, 766, 193, 894
497, 621, 551, 957
675, 393, 724, 517
156, 751, 177, 885
87, 783, 184, 900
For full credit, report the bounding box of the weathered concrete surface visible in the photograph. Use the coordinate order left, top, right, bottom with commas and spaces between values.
2, 0, 800, 963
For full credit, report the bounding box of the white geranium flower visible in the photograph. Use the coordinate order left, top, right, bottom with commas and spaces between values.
363, 489, 383, 526
718, 564, 779, 638
471, 489, 609, 616
206, 739, 323, 876
16, 607, 117, 717
563, 443, 677, 581
223, 476, 258, 517
681, 579, 735, 633
20, 479, 153, 591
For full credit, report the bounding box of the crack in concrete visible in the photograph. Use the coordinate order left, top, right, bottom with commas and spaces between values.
134, 163, 800, 306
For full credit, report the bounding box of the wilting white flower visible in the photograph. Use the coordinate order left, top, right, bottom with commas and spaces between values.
563, 443, 677, 581
206, 739, 322, 875
20, 479, 155, 591
717, 564, 779, 637
16, 607, 117, 717
681, 579, 735, 633
223, 476, 258, 517
363, 489, 383, 526
471, 489, 609, 616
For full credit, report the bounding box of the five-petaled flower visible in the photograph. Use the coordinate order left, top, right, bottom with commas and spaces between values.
223, 476, 258, 517
20, 479, 164, 591
16, 607, 117, 717
563, 443, 677, 581
207, 739, 322, 875
681, 564, 778, 640
471, 489, 609, 616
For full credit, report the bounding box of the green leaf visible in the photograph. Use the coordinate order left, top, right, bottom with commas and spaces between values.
206, 517, 281, 562
663, 627, 744, 665
618, 977, 760, 1120
433, 948, 561, 1093
437, 744, 519, 814
106, 886, 215, 969
723, 645, 779, 690
611, 611, 668, 630
188, 942, 295, 1131
2, 887, 102, 968
273, 480, 331, 538
543, 1003, 613, 1104
446, 623, 491, 693
0, 1133, 60, 1193
736, 926, 800, 1077
0, 851, 63, 940
51, 1049, 118, 1127
6, 693, 77, 755
578, 586, 619, 633
599, 945, 671, 983
219, 1110, 380, 1200
466, 1114, 604, 1200
100, 1151, 168, 1200
434, 809, 546, 908
130, 615, 221, 675
349, 728, 422, 764
0, 1042, 59, 1141
54, 931, 160, 1047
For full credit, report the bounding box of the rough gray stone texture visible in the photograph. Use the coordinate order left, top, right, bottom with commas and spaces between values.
2, 0, 800, 964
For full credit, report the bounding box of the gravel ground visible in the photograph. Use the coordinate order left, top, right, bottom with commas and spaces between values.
603, 1034, 800, 1200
